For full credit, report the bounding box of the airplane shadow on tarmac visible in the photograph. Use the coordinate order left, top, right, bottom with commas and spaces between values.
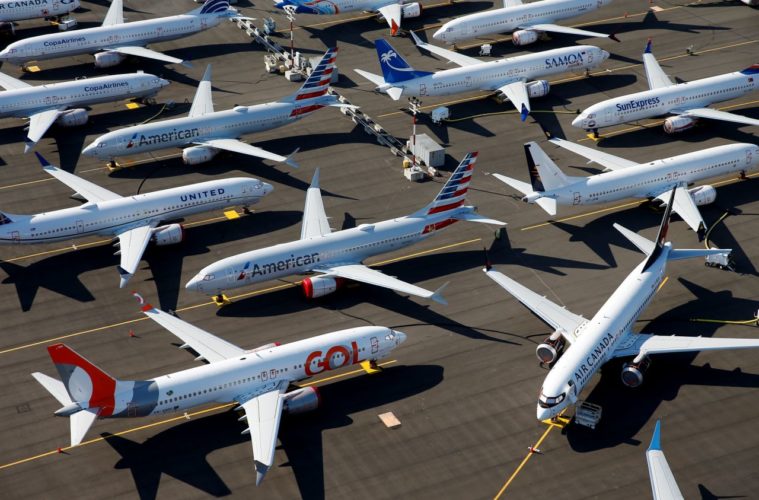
100, 363, 444, 500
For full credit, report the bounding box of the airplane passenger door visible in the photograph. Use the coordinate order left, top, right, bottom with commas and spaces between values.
573, 192, 581, 205
127, 402, 139, 417
465, 76, 472, 88
227, 267, 239, 284
76, 220, 84, 234
9, 231, 19, 243
419, 83, 427, 96
746, 148, 753, 167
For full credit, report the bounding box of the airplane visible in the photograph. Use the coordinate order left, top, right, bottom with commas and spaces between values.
82, 48, 344, 168
573, 39, 759, 137
0, 0, 239, 69
355, 33, 609, 121
185, 153, 505, 305
647, 420, 684, 500
272, 0, 421, 37
0, 0, 79, 35
0, 70, 169, 153
493, 138, 759, 240
433, 0, 618, 47
484, 188, 759, 422
0, 153, 272, 288
32, 292, 407, 485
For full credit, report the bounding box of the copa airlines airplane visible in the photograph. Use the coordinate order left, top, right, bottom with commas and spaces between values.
494, 137, 759, 239
273, 0, 420, 36
2, 153, 272, 287
355, 33, 609, 120
573, 39, 759, 137
186, 153, 505, 305
32, 293, 407, 485
0, 70, 169, 153
0, 0, 237, 69
485, 189, 759, 422
647, 420, 684, 500
0, 0, 79, 34
433, 0, 617, 46
83, 48, 343, 167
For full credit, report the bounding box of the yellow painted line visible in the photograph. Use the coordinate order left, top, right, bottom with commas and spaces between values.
691, 318, 758, 325
372, 237, 481, 265
300, 359, 397, 386
520, 201, 641, 231
657, 275, 669, 292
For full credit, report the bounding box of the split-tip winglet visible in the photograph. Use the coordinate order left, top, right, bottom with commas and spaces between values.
520, 104, 530, 122
285, 147, 300, 169
34, 151, 51, 166
410, 29, 424, 46
644, 37, 653, 54
483, 247, 492, 272
201, 63, 212, 82
648, 419, 662, 451
431, 282, 449, 305
255, 461, 269, 486
309, 167, 320, 189
609, 33, 620, 43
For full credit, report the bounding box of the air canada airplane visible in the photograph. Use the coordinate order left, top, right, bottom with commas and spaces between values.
573, 39, 759, 137
0, 70, 169, 153
0, 0, 79, 34
485, 188, 759, 422
0, 0, 238, 69
274, 0, 420, 36
32, 292, 407, 484
0, 153, 272, 287
494, 138, 759, 239
186, 153, 505, 305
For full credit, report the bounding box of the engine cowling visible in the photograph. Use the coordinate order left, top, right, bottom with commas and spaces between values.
0, 22, 15, 35
94, 51, 127, 68
401, 2, 421, 18
283, 387, 320, 415
620, 356, 651, 388
56, 108, 88, 127
526, 80, 550, 98
512, 29, 539, 46
688, 185, 717, 206
182, 146, 219, 165
151, 223, 184, 246
535, 331, 565, 364
302, 276, 345, 299
663, 115, 698, 134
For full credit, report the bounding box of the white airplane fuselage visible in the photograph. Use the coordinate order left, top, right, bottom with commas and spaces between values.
0, 177, 271, 244
276, 0, 399, 15
0, 0, 79, 23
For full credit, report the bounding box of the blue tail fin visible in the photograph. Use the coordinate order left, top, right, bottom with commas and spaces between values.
200, 0, 230, 14
375, 39, 432, 84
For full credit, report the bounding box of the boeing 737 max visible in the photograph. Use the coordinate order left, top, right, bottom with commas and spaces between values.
32, 293, 407, 484
485, 188, 759, 422
0, 0, 79, 33
647, 420, 684, 500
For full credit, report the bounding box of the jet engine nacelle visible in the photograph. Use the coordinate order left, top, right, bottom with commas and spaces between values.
663, 115, 698, 134
620, 356, 651, 388
94, 50, 127, 68
526, 80, 550, 98
301, 276, 345, 299
535, 331, 565, 364
56, 108, 88, 127
401, 2, 421, 18
182, 146, 219, 165
0, 22, 15, 35
512, 29, 539, 46
283, 387, 320, 414
151, 223, 184, 246
688, 185, 717, 206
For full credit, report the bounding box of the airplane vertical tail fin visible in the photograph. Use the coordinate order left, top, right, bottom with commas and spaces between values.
282, 47, 338, 103
195, 0, 231, 14
374, 39, 432, 84
411, 153, 476, 218
525, 142, 570, 191
101, 0, 124, 26
47, 344, 117, 415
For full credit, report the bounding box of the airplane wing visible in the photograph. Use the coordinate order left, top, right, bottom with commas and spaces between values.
654, 185, 705, 236
25, 108, 63, 153
647, 420, 684, 500
409, 30, 480, 67
642, 39, 674, 90
107, 45, 185, 66
101, 0, 124, 26
518, 24, 615, 41
548, 137, 638, 171
612, 332, 759, 360
189, 65, 214, 118
39, 159, 121, 203
136, 295, 245, 363
496, 80, 531, 121
377, 3, 402, 36
503, 0, 522, 6
673, 107, 759, 128
301, 168, 331, 239
0, 71, 31, 90
115, 224, 155, 288
238, 381, 288, 485
193, 139, 299, 168
484, 266, 585, 344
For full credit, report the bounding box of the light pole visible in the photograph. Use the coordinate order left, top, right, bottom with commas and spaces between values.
408, 97, 421, 168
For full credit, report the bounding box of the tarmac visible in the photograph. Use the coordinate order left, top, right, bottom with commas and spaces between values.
0, 0, 757, 498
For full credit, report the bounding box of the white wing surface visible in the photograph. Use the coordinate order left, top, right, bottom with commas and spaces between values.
496, 80, 530, 119
518, 24, 613, 40
409, 30, 480, 66
548, 137, 638, 171
647, 420, 684, 500
377, 3, 402, 36
654, 185, 705, 235
194, 139, 298, 167
189, 65, 214, 118
642, 40, 674, 90
41, 164, 121, 203
674, 107, 759, 128
101, 0, 124, 26
108, 46, 185, 65
316, 264, 447, 304
0, 71, 31, 90
25, 109, 63, 152
300, 168, 331, 239
612, 332, 759, 359
116, 225, 154, 288
239, 382, 288, 485
503, 0, 522, 6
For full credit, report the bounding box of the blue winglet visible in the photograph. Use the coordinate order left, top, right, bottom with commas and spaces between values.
644, 38, 653, 54
520, 104, 529, 122
34, 151, 50, 167
648, 419, 662, 451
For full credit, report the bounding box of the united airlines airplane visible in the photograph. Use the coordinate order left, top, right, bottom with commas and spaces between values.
433, 0, 617, 46
0, 0, 79, 34
0, 0, 238, 69
0, 70, 169, 153
33, 292, 407, 484
1, 153, 272, 287
494, 138, 759, 239
273, 0, 420, 36
573, 39, 759, 137
355, 32, 609, 120
186, 153, 505, 305
485, 189, 759, 423
83, 48, 343, 167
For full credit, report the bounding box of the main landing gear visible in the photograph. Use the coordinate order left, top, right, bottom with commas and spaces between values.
213, 293, 231, 306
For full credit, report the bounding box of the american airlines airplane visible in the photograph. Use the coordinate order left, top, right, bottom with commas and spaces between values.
0, 70, 169, 153
485, 189, 759, 422
0, 0, 79, 34
273, 0, 420, 36
573, 39, 759, 137
32, 293, 407, 484
1, 153, 272, 288
433, 0, 617, 46
186, 153, 505, 305
647, 420, 684, 500
494, 138, 759, 239
355, 33, 609, 120
82, 48, 343, 167
0, 0, 237, 69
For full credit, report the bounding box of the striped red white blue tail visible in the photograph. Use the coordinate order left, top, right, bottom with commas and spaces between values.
413, 152, 477, 217
282, 47, 338, 103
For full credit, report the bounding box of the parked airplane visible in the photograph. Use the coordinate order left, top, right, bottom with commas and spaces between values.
0, 70, 169, 153
1, 153, 272, 287
433, 0, 617, 46
186, 153, 505, 305
0, 0, 79, 35
494, 138, 759, 239
484, 189, 759, 422
32, 293, 407, 485
82, 48, 343, 167
647, 420, 684, 500
0, 0, 238, 69
355, 33, 609, 120
573, 39, 759, 137
273, 0, 420, 36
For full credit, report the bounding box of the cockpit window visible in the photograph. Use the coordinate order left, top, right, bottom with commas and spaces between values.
202, 274, 215, 281
538, 392, 566, 408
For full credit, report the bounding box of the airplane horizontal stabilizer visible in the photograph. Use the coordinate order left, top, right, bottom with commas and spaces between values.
70, 408, 99, 447
31, 372, 72, 407
613, 223, 655, 256
667, 248, 733, 261
452, 211, 506, 226
492, 173, 533, 196
353, 68, 386, 87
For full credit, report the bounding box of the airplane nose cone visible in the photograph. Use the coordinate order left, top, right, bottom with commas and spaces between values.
432, 28, 444, 41
395, 330, 408, 344
601, 50, 610, 61
571, 115, 584, 128
159, 78, 171, 87
262, 182, 274, 196
536, 406, 552, 421
81, 143, 95, 156
185, 275, 201, 291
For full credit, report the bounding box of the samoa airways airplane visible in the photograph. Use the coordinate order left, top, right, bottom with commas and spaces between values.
82, 48, 343, 167
433, 0, 617, 46
494, 137, 759, 239
0, 0, 238, 69
0, 70, 169, 153
185, 153, 505, 305
0, 153, 272, 287
0, 0, 79, 34
485, 189, 759, 422
573, 39, 759, 137
32, 292, 407, 484
355, 32, 609, 120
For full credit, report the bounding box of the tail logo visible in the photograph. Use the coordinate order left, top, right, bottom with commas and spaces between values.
380, 50, 412, 72
200, 0, 230, 14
